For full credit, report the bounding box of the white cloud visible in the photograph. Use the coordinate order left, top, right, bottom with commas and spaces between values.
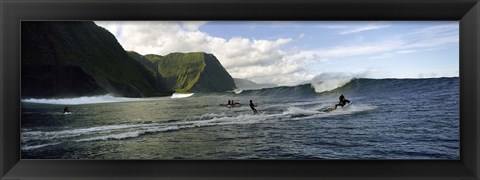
320, 23, 390, 35
94, 21, 459, 84
181, 21, 209, 31
94, 21, 296, 85
252, 72, 316, 86
291, 23, 458, 62
289, 40, 404, 62
339, 24, 390, 35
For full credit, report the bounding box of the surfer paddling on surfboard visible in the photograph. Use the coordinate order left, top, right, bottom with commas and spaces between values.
334, 94, 351, 110
249, 100, 258, 115
62, 105, 70, 114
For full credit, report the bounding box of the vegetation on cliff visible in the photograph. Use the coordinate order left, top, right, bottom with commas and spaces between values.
22, 21, 236, 98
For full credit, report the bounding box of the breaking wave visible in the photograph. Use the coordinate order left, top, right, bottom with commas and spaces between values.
22, 94, 160, 105
311, 73, 356, 93
171, 93, 194, 99
234, 77, 459, 98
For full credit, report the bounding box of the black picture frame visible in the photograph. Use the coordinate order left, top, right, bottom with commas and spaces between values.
1, 0, 479, 179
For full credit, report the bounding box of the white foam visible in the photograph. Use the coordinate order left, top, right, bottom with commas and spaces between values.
22, 112, 278, 147
281, 103, 377, 120
311, 73, 356, 93
22, 123, 153, 141
283, 107, 320, 117
75, 126, 180, 142
73, 114, 274, 142
309, 104, 377, 119
22, 94, 157, 105
170, 93, 194, 99
338, 104, 377, 113
184, 113, 226, 121
233, 89, 243, 94
73, 113, 275, 143
21, 142, 61, 151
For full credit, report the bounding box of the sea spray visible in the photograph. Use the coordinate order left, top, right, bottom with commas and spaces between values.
22, 113, 278, 147
21, 94, 160, 105
283, 107, 321, 118
311, 73, 356, 93
283, 104, 377, 120
233, 89, 243, 94
170, 93, 194, 99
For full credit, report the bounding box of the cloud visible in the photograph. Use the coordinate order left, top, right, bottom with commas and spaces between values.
416, 70, 458, 78
339, 24, 390, 35
299, 33, 305, 38
95, 21, 459, 84
94, 21, 296, 85
291, 23, 458, 62
181, 21, 209, 31
320, 23, 390, 35
250, 72, 316, 86
289, 40, 404, 62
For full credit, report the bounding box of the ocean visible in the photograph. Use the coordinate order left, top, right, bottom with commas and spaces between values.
21, 77, 459, 159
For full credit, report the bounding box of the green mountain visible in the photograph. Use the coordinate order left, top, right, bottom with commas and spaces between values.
21, 21, 168, 98
21, 21, 236, 98
129, 52, 236, 93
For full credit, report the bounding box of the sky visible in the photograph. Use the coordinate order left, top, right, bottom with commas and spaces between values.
94, 21, 459, 86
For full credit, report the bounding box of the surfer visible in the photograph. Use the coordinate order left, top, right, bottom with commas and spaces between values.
334, 94, 351, 110
249, 100, 258, 115
63, 106, 70, 113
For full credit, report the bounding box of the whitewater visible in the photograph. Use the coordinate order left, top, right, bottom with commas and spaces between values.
21, 77, 459, 160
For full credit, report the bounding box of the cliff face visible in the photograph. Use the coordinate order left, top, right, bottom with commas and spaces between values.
191, 53, 237, 92
21, 21, 166, 98
140, 52, 236, 93
22, 21, 236, 98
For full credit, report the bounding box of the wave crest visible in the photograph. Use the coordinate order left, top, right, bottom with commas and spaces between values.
311, 73, 356, 93
170, 93, 194, 99
21, 94, 156, 105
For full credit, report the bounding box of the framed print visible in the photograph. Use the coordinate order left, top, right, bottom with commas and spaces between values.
1, 0, 479, 179
19, 20, 460, 161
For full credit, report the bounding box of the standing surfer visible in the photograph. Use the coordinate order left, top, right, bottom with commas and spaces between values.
334, 94, 351, 110
249, 100, 258, 115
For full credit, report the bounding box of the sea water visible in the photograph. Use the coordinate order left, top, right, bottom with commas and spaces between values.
21, 78, 459, 159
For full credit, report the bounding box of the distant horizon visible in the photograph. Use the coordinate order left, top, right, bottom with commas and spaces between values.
256, 76, 460, 88
95, 21, 459, 86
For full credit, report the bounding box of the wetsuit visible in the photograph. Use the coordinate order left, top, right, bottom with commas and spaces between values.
249, 100, 258, 115
335, 95, 350, 109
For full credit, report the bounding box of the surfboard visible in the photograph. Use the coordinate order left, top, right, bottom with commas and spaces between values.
318, 102, 352, 113
319, 107, 335, 113
341, 102, 352, 108
220, 104, 242, 107
331, 102, 353, 112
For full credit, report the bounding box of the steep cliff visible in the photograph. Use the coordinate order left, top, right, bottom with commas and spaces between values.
22, 21, 235, 98
21, 21, 166, 98
142, 52, 236, 93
